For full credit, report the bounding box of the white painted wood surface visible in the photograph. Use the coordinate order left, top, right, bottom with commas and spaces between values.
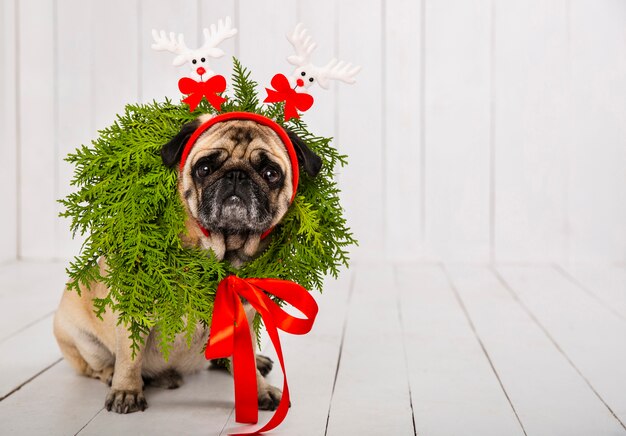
3, 0, 626, 263
498, 265, 626, 427
447, 265, 625, 435
325, 265, 414, 435
0, 0, 18, 263
397, 265, 524, 436
3, 261, 626, 435
424, 0, 491, 262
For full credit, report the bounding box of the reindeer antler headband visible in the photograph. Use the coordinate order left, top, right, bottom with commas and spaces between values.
152, 19, 360, 120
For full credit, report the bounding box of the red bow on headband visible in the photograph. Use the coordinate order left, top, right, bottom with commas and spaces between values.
205, 276, 318, 434
178, 74, 227, 112
264, 74, 314, 121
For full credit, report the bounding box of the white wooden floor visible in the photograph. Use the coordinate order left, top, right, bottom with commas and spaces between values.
1, 261, 626, 435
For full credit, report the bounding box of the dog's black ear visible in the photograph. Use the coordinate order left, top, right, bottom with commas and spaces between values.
285, 129, 323, 177
161, 120, 200, 168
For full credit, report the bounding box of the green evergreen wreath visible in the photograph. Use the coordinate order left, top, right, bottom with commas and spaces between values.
60, 59, 356, 357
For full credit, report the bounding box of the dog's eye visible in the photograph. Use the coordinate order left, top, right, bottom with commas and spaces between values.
301, 71, 306, 76
201, 57, 206, 62
309, 77, 314, 82
262, 167, 280, 184
192, 59, 197, 64
196, 164, 211, 178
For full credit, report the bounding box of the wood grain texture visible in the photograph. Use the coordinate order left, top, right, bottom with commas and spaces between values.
385, 0, 423, 261
0, 260, 66, 341
0, 0, 17, 262
325, 265, 414, 435
424, 0, 491, 262
295, 0, 337, 139
0, 316, 61, 399
92, 0, 140, 131
448, 265, 626, 436
55, 0, 93, 259
6, 2, 626, 262
336, 0, 384, 262
494, 0, 569, 262
140, 0, 199, 103
238, 0, 297, 97
567, 0, 626, 263
560, 264, 626, 321
498, 265, 626, 428
18, 0, 56, 259
397, 264, 524, 436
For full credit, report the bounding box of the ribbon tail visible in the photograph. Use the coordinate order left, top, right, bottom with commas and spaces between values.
205, 93, 227, 111
182, 93, 203, 112
232, 298, 259, 424
283, 102, 300, 122
254, 317, 290, 434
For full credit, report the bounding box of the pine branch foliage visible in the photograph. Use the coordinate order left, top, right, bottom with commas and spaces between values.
60, 59, 356, 357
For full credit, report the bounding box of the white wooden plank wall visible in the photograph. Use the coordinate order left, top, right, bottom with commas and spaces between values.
0, 0, 18, 263
1, 0, 625, 263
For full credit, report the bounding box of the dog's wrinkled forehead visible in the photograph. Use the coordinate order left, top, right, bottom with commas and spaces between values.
184, 119, 292, 173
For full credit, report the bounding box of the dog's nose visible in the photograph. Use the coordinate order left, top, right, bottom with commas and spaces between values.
197, 67, 206, 76
296, 78, 304, 87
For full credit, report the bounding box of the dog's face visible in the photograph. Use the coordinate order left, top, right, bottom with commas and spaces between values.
161, 115, 321, 261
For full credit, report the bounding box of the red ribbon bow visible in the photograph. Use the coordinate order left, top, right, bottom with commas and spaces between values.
178, 74, 227, 112
264, 74, 315, 121
205, 276, 318, 434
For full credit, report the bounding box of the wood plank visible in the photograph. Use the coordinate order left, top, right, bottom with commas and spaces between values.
140, 0, 199, 103
55, 0, 93, 259
493, 0, 569, 262
238, 1, 297, 97
18, 0, 56, 259
196, 0, 237, 83
560, 264, 626, 322
498, 265, 626, 427
0, 261, 67, 340
78, 366, 235, 435
398, 264, 523, 436
295, 0, 337, 139
0, 361, 108, 435
336, 0, 384, 261
568, 0, 626, 263
0, 0, 18, 262
220, 269, 353, 435
384, 0, 423, 261
424, 0, 491, 262
0, 315, 61, 399
92, 0, 140, 131
447, 265, 626, 435
325, 265, 414, 435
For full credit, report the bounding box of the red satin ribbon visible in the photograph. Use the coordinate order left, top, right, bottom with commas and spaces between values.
205, 275, 318, 434
263, 73, 314, 121
178, 75, 227, 111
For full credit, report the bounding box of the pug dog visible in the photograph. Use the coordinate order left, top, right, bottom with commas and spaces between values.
53, 114, 322, 414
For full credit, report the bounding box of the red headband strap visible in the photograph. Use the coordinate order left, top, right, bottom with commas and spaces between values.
179, 112, 299, 204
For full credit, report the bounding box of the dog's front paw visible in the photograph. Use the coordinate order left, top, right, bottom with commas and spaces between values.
105, 389, 147, 414
256, 355, 274, 377
258, 384, 282, 411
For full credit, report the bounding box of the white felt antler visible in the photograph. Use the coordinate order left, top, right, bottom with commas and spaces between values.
200, 16, 238, 58
151, 30, 190, 66
286, 23, 317, 67
152, 17, 238, 79
285, 23, 360, 91
316, 59, 362, 89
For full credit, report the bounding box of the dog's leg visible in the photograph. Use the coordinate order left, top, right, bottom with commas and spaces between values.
243, 304, 282, 411
54, 303, 115, 385
105, 323, 147, 414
